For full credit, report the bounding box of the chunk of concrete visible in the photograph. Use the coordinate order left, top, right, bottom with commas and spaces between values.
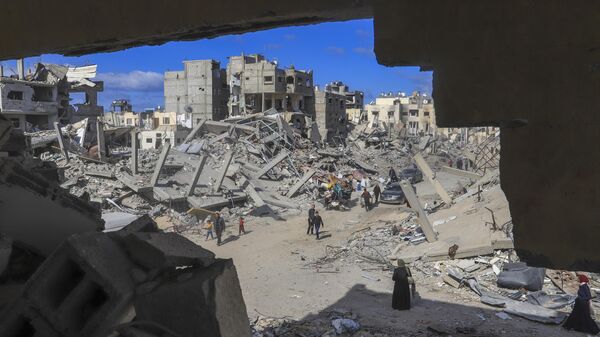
134, 259, 252, 337
123, 233, 215, 271
0, 159, 103, 256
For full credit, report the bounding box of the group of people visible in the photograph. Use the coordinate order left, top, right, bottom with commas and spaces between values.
203, 212, 246, 246
307, 203, 325, 239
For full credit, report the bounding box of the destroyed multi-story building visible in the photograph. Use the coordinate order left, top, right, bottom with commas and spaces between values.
313, 83, 349, 142
164, 60, 229, 125
366, 91, 435, 135
323, 81, 364, 123
0, 61, 103, 131
226, 54, 314, 117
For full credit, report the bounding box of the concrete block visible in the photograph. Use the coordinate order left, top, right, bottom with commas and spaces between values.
12, 233, 136, 337
123, 233, 215, 271
134, 259, 252, 337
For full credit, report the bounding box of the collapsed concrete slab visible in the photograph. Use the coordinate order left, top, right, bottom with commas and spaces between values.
0, 159, 103, 256
134, 259, 252, 337
0, 218, 251, 337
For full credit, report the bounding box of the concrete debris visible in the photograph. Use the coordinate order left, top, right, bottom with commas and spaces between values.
497, 262, 546, 291
0, 217, 251, 337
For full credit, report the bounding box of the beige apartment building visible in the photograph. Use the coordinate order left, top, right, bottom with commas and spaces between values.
365, 91, 436, 136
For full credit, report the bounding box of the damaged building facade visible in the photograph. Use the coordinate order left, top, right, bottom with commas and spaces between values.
366, 91, 435, 136
164, 60, 229, 125
0, 62, 103, 131
226, 54, 314, 116
313, 82, 349, 142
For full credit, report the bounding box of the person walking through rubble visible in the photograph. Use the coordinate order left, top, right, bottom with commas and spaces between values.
563, 274, 600, 334
238, 216, 246, 235
362, 188, 372, 211
373, 183, 381, 204
313, 210, 324, 239
204, 220, 214, 241
214, 212, 226, 246
307, 203, 316, 235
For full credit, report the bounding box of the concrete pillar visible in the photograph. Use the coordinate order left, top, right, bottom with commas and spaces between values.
131, 129, 138, 175
16, 59, 24, 80
96, 119, 106, 161
150, 143, 171, 186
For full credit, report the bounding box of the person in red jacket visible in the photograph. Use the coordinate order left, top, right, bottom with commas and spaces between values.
238, 217, 246, 235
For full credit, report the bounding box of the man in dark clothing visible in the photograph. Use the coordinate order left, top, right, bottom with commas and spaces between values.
307, 203, 315, 235
373, 184, 381, 204
392, 260, 414, 310
214, 212, 226, 246
313, 210, 324, 239
389, 167, 398, 182
362, 189, 372, 211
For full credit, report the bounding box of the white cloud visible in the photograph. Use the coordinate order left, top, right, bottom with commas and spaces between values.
353, 47, 374, 56
283, 34, 296, 41
355, 29, 371, 38
326, 46, 345, 55
97, 71, 163, 92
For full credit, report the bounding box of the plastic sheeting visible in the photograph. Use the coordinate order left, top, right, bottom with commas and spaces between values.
497, 262, 546, 291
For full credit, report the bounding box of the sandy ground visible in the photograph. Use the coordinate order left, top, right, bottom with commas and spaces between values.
182, 175, 588, 337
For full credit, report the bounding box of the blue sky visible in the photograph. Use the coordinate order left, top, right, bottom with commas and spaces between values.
0, 19, 432, 112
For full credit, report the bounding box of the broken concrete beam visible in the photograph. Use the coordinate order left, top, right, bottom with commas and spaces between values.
287, 169, 317, 197
214, 150, 235, 192
204, 120, 255, 135
260, 133, 280, 144
187, 195, 247, 210
440, 166, 482, 181
187, 155, 208, 196
150, 143, 171, 186
256, 151, 289, 179
134, 259, 252, 337
350, 159, 378, 174
131, 129, 138, 174
153, 186, 187, 203
183, 118, 206, 144
117, 173, 153, 193
0, 159, 103, 256
426, 244, 494, 262
53, 122, 70, 162
84, 170, 114, 179
413, 153, 453, 204
400, 180, 437, 242
122, 232, 215, 271
96, 119, 106, 161
260, 193, 300, 209
238, 175, 265, 207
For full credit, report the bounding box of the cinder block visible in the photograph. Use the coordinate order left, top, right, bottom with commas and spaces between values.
10, 233, 136, 337
0, 300, 62, 337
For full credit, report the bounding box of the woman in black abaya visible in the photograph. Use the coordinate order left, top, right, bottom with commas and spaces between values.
563, 274, 600, 335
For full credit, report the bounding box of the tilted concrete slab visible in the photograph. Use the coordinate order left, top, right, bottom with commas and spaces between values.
214, 150, 235, 192
441, 166, 482, 181
187, 155, 208, 196
256, 151, 289, 179
150, 143, 171, 186
413, 153, 453, 204
183, 118, 206, 144
400, 180, 437, 243
287, 169, 316, 197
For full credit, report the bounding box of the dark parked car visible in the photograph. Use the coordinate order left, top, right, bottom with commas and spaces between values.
380, 182, 407, 204
400, 167, 423, 184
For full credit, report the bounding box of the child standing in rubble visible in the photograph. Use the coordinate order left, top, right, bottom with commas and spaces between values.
204, 220, 214, 241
